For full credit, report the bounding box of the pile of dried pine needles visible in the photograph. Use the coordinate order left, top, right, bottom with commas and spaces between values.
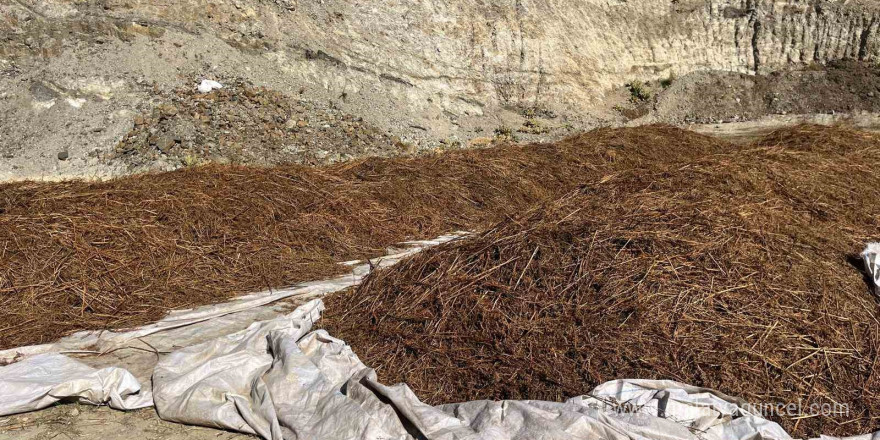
4, 124, 878, 436
0, 125, 714, 348
324, 124, 880, 437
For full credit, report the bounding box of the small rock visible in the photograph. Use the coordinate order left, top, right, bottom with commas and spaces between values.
58, 150, 69, 160
156, 136, 175, 153
134, 115, 146, 126
160, 105, 178, 118
69, 407, 80, 417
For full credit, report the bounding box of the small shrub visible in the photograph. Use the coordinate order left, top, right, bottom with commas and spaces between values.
517, 106, 558, 119
626, 80, 652, 102
494, 125, 513, 137
493, 125, 518, 142
439, 138, 463, 149
181, 151, 201, 168
517, 119, 550, 135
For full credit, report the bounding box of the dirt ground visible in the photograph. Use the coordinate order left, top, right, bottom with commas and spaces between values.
110, 79, 410, 172
688, 112, 880, 143
4, 4, 880, 182
0, 16, 574, 181
611, 61, 880, 126
0, 406, 251, 440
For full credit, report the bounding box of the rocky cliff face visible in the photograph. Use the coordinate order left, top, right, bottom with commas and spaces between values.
2, 0, 880, 178
5, 0, 880, 115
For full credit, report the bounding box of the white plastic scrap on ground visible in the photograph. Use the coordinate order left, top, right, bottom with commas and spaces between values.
197, 79, 223, 93
863, 243, 880, 295
66, 97, 86, 108
1, 238, 878, 440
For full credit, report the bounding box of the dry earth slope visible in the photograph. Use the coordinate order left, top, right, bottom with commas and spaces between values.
4, 0, 880, 178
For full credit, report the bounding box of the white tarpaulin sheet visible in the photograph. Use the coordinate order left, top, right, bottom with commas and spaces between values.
147, 299, 798, 440
863, 243, 880, 295
0, 353, 151, 415
0, 299, 876, 440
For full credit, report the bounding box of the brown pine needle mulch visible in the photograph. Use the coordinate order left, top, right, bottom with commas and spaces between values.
0, 125, 719, 349
323, 124, 880, 438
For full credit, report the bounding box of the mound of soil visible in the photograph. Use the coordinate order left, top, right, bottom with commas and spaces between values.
112, 80, 407, 171
649, 61, 880, 124
323, 125, 880, 437
2, 125, 719, 349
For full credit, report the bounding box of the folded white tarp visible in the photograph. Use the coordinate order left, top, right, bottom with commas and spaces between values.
153, 299, 409, 439
150, 299, 798, 440
0, 353, 151, 416
0, 299, 873, 440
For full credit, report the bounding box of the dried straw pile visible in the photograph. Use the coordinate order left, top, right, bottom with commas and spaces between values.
0, 125, 714, 349
324, 125, 880, 437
